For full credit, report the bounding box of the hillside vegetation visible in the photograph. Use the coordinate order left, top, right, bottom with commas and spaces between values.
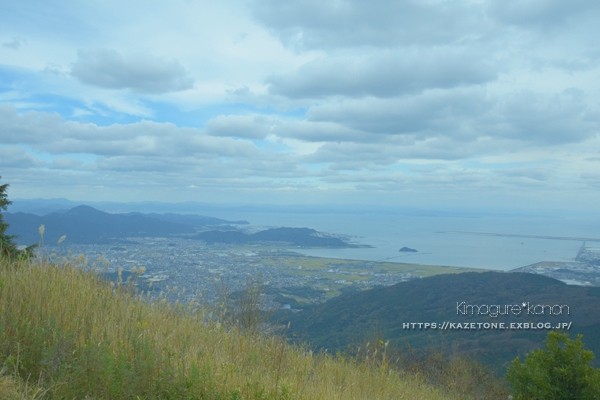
4, 205, 248, 246
192, 227, 358, 247
0, 254, 456, 400
283, 271, 600, 372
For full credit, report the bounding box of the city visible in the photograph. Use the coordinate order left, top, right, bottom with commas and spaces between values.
45, 236, 600, 311
45, 236, 480, 307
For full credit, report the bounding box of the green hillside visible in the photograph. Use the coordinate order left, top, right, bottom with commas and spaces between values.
193, 227, 364, 247
283, 271, 600, 372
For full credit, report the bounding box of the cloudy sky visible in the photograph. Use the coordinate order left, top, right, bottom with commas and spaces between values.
1, 0, 599, 210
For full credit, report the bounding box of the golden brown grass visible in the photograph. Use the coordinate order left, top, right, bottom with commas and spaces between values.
351, 330, 510, 400
0, 254, 456, 399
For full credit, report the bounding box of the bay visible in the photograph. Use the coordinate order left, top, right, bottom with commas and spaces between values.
211, 211, 598, 271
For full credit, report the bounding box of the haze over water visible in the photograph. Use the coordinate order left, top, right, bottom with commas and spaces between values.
215, 211, 596, 271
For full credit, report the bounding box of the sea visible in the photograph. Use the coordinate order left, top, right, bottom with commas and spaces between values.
211, 211, 599, 271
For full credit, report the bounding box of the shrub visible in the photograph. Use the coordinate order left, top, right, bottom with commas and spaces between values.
506, 331, 600, 400
211, 273, 281, 335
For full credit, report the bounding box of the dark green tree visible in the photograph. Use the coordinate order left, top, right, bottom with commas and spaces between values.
0, 176, 36, 258
506, 331, 600, 400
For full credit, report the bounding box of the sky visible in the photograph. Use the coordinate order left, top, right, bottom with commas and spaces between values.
1, 0, 600, 211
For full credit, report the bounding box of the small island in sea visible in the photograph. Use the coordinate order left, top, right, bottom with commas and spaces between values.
399, 247, 418, 252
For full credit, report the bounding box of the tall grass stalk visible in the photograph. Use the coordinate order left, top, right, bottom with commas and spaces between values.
350, 330, 509, 400
0, 254, 454, 399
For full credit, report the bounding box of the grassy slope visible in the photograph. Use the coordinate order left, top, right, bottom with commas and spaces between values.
0, 255, 453, 400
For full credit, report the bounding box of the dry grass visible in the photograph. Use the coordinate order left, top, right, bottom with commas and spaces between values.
350, 330, 510, 400
0, 253, 457, 400
0, 365, 49, 400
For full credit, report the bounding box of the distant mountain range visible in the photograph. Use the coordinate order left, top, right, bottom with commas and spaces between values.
282, 271, 600, 372
4, 206, 355, 248
4, 205, 248, 246
192, 227, 359, 248
9, 197, 552, 218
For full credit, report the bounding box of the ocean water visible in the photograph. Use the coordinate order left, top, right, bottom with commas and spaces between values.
212, 211, 599, 271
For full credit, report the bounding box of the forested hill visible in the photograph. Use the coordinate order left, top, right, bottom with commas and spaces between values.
4, 205, 247, 245
193, 227, 358, 247
5, 206, 351, 248
283, 271, 600, 372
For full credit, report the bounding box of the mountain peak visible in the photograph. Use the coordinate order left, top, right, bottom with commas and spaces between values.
63, 205, 109, 217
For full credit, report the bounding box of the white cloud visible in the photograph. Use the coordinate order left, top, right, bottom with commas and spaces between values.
251, 0, 487, 50
0, 105, 316, 181
205, 115, 273, 139
49, 158, 84, 170
0, 104, 259, 158
266, 49, 497, 99
1, 0, 600, 209
305, 88, 600, 147
488, 0, 600, 28
71, 49, 194, 94
0, 146, 44, 168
